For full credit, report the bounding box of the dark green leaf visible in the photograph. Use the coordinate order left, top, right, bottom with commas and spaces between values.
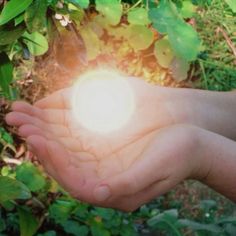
24, 0, 48, 33
0, 24, 25, 45
0, 0, 34, 25
49, 199, 78, 224
148, 0, 181, 34
16, 162, 46, 192
0, 176, 31, 203
92, 207, 115, 221
91, 222, 110, 236
0, 53, 13, 97
177, 219, 222, 233
37, 231, 57, 236
18, 206, 39, 236
61, 220, 89, 236
167, 22, 201, 61
147, 209, 183, 236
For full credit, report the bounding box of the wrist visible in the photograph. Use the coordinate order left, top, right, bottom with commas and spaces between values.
161, 87, 236, 140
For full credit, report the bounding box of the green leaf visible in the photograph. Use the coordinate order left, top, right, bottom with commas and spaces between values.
0, 128, 13, 145
0, 0, 34, 25
23, 31, 49, 56
14, 14, 25, 26
167, 22, 201, 61
0, 176, 31, 203
170, 57, 190, 81
96, 0, 122, 25
148, 0, 181, 34
126, 25, 154, 51
67, 0, 90, 8
49, 199, 78, 224
92, 207, 115, 221
225, 0, 236, 13
177, 219, 222, 233
61, 220, 89, 236
18, 206, 39, 236
0, 53, 13, 97
24, 0, 48, 33
0, 24, 25, 45
127, 8, 150, 25
37, 231, 57, 236
16, 162, 46, 192
154, 38, 174, 68
91, 222, 110, 236
149, 0, 200, 61
147, 209, 182, 236
180, 0, 196, 19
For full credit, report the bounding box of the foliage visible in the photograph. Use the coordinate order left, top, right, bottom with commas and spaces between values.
0, 0, 236, 235
0, 0, 205, 98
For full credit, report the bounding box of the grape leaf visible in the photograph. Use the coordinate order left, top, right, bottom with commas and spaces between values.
127, 8, 150, 25
0, 0, 33, 25
96, 0, 122, 25
126, 25, 154, 51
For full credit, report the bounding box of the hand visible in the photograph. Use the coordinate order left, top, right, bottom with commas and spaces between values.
6, 77, 236, 210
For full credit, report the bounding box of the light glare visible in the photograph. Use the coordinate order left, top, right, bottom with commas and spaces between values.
71, 70, 135, 134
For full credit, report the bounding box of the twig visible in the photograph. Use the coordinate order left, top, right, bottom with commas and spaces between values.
216, 27, 236, 58
2, 157, 22, 165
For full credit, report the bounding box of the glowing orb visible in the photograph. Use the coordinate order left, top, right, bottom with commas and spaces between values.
71, 70, 135, 134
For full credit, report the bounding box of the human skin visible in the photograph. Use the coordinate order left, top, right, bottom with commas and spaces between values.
5, 77, 236, 211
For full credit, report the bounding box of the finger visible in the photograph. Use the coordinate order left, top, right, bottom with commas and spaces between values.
6, 112, 71, 137
93, 126, 189, 201
18, 124, 54, 140
12, 101, 71, 127
27, 135, 98, 203
34, 88, 72, 109
26, 135, 58, 180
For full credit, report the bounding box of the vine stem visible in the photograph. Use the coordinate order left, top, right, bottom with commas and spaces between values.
198, 59, 208, 90
126, 0, 143, 13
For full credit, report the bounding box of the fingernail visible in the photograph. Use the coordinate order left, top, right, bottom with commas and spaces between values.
94, 185, 111, 202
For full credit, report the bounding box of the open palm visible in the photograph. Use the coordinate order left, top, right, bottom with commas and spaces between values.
6, 77, 197, 210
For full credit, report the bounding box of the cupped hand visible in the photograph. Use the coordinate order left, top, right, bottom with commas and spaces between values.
5, 77, 217, 211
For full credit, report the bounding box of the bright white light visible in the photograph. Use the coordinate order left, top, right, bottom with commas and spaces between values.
71, 70, 135, 134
